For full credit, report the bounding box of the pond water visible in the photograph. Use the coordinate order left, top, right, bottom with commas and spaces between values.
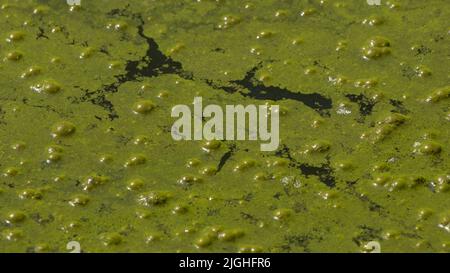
0, 0, 448, 252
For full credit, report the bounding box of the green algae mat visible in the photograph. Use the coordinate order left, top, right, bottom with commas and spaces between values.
0, 0, 449, 253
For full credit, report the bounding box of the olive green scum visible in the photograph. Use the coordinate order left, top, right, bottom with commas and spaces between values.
0, 0, 448, 252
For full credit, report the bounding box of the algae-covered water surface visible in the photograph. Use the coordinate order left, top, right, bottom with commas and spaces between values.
0, 0, 448, 253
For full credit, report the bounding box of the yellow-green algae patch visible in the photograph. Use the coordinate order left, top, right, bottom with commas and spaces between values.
0, 0, 448, 253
